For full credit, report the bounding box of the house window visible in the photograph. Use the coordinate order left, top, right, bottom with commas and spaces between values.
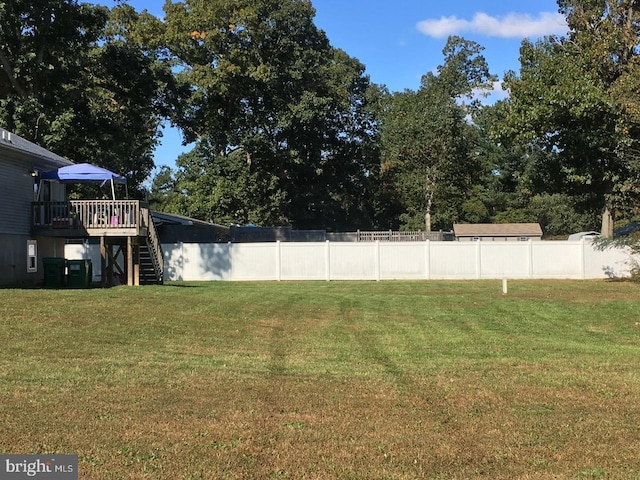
471, 237, 481, 241
27, 240, 37, 273
518, 237, 529, 241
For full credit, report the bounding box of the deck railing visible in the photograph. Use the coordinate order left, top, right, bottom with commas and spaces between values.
33, 200, 140, 230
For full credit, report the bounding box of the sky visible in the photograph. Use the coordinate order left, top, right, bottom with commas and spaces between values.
94, 0, 569, 170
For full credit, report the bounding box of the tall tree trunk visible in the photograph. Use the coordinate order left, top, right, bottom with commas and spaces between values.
425, 190, 433, 232
424, 171, 435, 232
601, 204, 614, 238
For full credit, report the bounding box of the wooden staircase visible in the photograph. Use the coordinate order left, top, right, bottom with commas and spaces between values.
140, 206, 164, 285
139, 244, 161, 285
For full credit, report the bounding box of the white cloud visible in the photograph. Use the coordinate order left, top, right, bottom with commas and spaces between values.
416, 11, 568, 39
469, 80, 510, 106
486, 80, 509, 101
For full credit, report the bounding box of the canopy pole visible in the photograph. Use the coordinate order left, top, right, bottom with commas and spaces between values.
111, 179, 116, 201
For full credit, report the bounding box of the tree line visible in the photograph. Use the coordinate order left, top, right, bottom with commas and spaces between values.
2, 0, 639, 236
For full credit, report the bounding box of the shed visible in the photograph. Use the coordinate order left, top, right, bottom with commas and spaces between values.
453, 223, 543, 242
152, 211, 230, 243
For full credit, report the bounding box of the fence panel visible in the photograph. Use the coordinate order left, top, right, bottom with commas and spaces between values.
163, 243, 184, 281
230, 243, 278, 280
379, 242, 427, 279
328, 243, 378, 280
280, 242, 328, 280
582, 242, 632, 279
429, 242, 478, 279
480, 242, 531, 278
532, 241, 583, 278
181, 243, 231, 281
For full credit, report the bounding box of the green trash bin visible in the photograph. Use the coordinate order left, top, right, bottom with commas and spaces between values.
43, 257, 66, 288
66, 259, 93, 289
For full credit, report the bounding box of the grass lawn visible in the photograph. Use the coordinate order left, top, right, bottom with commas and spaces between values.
1, 280, 640, 479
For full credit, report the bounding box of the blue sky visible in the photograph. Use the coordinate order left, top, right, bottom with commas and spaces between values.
95, 0, 568, 170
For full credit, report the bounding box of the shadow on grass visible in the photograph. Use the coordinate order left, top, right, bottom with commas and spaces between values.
0, 285, 102, 291
162, 282, 207, 288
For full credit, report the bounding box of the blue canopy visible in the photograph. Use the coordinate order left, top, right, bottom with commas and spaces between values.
40, 162, 127, 200
41, 163, 126, 184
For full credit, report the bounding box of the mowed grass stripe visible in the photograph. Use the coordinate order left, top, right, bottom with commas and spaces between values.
1, 280, 640, 479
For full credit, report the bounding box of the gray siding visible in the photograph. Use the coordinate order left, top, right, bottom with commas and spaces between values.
0, 148, 69, 236
0, 130, 74, 285
0, 233, 66, 286
0, 156, 37, 235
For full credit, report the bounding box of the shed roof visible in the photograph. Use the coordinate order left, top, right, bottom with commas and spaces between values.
151, 210, 226, 227
453, 223, 543, 237
0, 127, 73, 168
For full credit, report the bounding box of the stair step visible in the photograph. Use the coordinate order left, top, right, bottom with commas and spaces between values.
138, 240, 162, 285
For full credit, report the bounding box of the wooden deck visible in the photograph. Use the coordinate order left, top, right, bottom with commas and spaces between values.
32, 200, 164, 286
32, 200, 147, 237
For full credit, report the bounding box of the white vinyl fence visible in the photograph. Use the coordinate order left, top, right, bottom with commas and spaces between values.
65, 240, 635, 283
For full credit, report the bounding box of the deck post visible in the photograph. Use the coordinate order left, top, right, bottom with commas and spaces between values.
127, 236, 134, 286
134, 239, 140, 286
107, 241, 114, 286
100, 236, 107, 287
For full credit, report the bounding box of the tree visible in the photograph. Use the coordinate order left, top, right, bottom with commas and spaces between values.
496, 0, 640, 236
0, 1, 172, 194
161, 0, 379, 229
469, 102, 597, 235
148, 165, 180, 213
0, 0, 107, 139
379, 36, 496, 231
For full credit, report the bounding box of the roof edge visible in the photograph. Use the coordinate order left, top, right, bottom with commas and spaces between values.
0, 127, 74, 167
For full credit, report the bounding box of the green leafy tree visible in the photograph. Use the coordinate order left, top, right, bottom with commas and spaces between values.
379, 37, 496, 231
148, 165, 181, 213
473, 103, 597, 235
166, 144, 287, 225
0, 0, 107, 139
496, 0, 640, 236
0, 0, 172, 194
162, 0, 379, 229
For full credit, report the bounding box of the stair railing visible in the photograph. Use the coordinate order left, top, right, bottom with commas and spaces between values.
140, 204, 164, 283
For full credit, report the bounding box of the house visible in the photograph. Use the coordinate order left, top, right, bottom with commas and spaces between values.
0, 128, 74, 286
1, 127, 164, 287
453, 223, 543, 242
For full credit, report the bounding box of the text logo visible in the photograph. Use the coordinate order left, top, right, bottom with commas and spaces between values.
0, 455, 77, 480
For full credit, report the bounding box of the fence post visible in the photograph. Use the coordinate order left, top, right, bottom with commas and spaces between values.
476, 240, 482, 279
176, 242, 184, 281
375, 240, 381, 281
580, 238, 586, 279
325, 240, 331, 281
425, 239, 431, 280
276, 240, 281, 281
528, 239, 534, 278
